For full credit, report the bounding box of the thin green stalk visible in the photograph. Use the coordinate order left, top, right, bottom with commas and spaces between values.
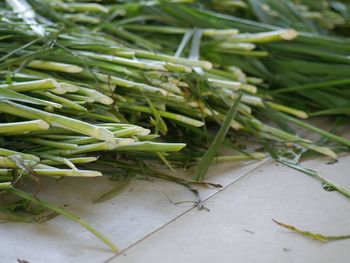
78, 51, 166, 71
26, 60, 83, 73
32, 169, 101, 177
208, 78, 257, 93
193, 94, 242, 181
277, 159, 350, 199
119, 104, 204, 127
196, 152, 265, 162
0, 88, 61, 108
41, 157, 97, 166
0, 79, 59, 92
94, 172, 134, 203
134, 50, 212, 69
0, 120, 49, 134
0, 100, 115, 142
247, 118, 337, 159
96, 73, 175, 97
282, 114, 350, 147
273, 219, 350, 242
266, 102, 308, 119
0, 148, 40, 162
35, 91, 87, 111
6, 187, 118, 252
0, 182, 11, 190
227, 29, 298, 43
25, 138, 78, 150
51, 2, 109, 13
114, 142, 186, 152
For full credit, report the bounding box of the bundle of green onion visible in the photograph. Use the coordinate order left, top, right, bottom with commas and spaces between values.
1, 0, 349, 251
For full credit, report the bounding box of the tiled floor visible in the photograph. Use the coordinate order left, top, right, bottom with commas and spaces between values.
1, 156, 267, 263
2, 152, 350, 263
109, 155, 350, 263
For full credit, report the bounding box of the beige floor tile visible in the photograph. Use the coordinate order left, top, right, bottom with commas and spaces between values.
108, 155, 350, 263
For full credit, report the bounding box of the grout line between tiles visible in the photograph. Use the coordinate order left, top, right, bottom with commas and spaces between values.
104, 158, 272, 263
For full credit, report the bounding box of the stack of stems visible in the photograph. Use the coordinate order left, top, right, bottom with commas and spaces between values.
1, 0, 349, 251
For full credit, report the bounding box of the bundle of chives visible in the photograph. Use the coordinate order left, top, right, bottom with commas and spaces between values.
0, 0, 343, 184
1, 0, 350, 251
